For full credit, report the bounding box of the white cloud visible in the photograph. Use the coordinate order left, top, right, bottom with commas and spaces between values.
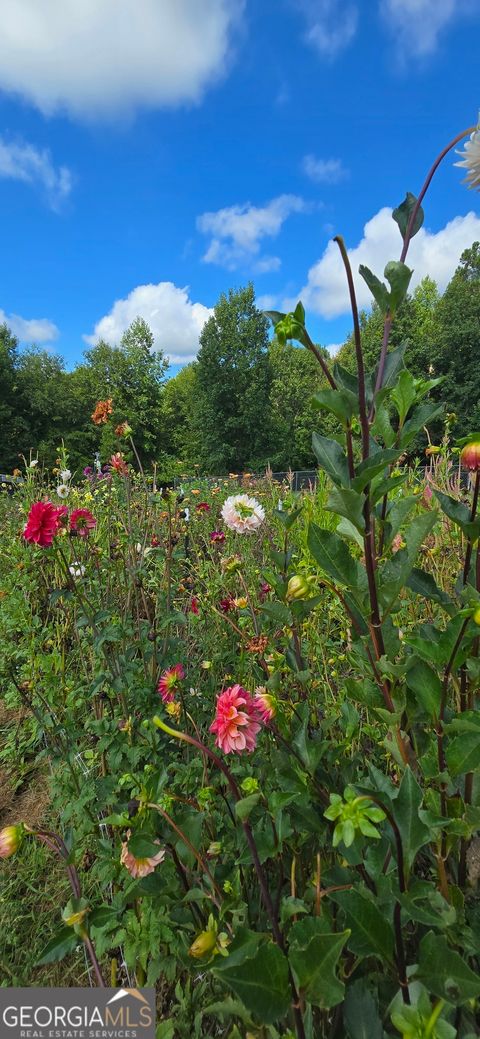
303, 155, 348, 184
0, 137, 72, 210
325, 343, 343, 356
84, 282, 212, 365
379, 0, 473, 58
294, 207, 480, 318
198, 194, 306, 271
293, 0, 358, 58
0, 0, 242, 119
0, 309, 59, 343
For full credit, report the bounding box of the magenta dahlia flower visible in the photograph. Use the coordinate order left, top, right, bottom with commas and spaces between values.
157, 664, 185, 703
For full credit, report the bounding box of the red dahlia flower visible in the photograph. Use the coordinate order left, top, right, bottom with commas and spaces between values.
189, 597, 199, 615
157, 664, 185, 703
196, 502, 210, 512
70, 508, 96, 537
209, 685, 262, 754
210, 530, 225, 544
110, 452, 129, 475
23, 501, 67, 547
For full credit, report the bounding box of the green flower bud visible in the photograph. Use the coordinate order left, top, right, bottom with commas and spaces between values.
286, 575, 311, 602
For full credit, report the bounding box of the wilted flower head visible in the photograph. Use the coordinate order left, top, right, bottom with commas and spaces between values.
246, 635, 268, 655
189, 596, 199, 615
221, 494, 265, 534
219, 595, 235, 613
60, 469, 71, 482
110, 452, 129, 476
23, 501, 67, 548
455, 121, 480, 191
210, 684, 262, 754
254, 688, 276, 723
0, 824, 23, 858
157, 664, 185, 703
70, 508, 96, 537
210, 530, 225, 544
115, 421, 132, 437
56, 484, 70, 499
220, 553, 242, 574
91, 398, 113, 425
196, 501, 210, 513
120, 830, 165, 878
259, 581, 271, 602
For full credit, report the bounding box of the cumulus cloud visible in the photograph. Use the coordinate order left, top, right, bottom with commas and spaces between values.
84, 282, 212, 365
294, 207, 480, 318
293, 0, 358, 58
303, 155, 348, 184
379, 0, 474, 58
198, 194, 306, 271
0, 0, 242, 119
0, 309, 59, 343
0, 137, 72, 210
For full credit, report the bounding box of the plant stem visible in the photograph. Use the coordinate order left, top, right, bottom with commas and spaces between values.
374, 125, 476, 400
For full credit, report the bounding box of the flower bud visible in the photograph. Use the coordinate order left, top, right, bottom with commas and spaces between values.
207, 841, 222, 857
473, 606, 480, 626
461, 439, 480, 472
189, 928, 217, 959
286, 575, 311, 602
425, 444, 441, 457
0, 824, 23, 858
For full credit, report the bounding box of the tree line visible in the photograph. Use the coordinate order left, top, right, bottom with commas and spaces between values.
2, 243, 480, 477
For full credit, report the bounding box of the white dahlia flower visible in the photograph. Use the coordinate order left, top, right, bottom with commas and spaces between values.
455, 122, 480, 191
221, 493, 265, 534
69, 563, 85, 578
56, 483, 70, 498
60, 469, 71, 482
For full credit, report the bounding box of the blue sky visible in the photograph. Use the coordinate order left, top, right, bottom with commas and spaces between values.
0, 0, 479, 373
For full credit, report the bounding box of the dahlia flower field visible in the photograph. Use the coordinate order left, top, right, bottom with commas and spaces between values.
2, 120, 480, 1038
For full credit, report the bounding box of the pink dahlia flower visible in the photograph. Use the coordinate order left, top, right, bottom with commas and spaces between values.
221, 494, 265, 534
70, 508, 96, 537
254, 688, 276, 723
157, 664, 185, 702
210, 684, 262, 754
120, 831, 165, 878
23, 501, 67, 547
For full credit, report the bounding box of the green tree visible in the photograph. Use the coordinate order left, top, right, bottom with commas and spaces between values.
268, 339, 329, 470
0, 323, 22, 470
194, 284, 271, 473
432, 242, 480, 437
160, 363, 200, 468
66, 317, 167, 470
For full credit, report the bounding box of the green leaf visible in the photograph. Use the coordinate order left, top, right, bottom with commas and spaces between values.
212, 941, 290, 1024
383, 495, 417, 548
127, 831, 163, 858
259, 601, 292, 627
36, 927, 79, 965
384, 260, 413, 313
379, 511, 436, 612
312, 388, 358, 425
407, 569, 454, 614
406, 658, 442, 718
352, 449, 402, 493
312, 432, 351, 487
434, 490, 480, 540
394, 767, 431, 873
330, 888, 394, 963
343, 979, 383, 1039
417, 932, 480, 1005
391, 369, 417, 424
376, 342, 407, 390
89, 905, 120, 928
336, 517, 364, 549
235, 794, 261, 821
392, 192, 424, 241
446, 733, 480, 777
326, 487, 365, 532
370, 403, 395, 447
359, 265, 390, 314
400, 402, 444, 447
307, 524, 365, 594
289, 925, 349, 1009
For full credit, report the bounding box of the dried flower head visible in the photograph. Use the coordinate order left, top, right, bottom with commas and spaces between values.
91, 398, 113, 425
